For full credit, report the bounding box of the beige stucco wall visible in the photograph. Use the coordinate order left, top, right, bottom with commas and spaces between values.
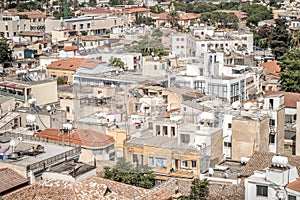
0, 97, 15, 114
31, 81, 58, 106
47, 68, 74, 85
107, 128, 127, 158
232, 116, 269, 161
276, 106, 285, 154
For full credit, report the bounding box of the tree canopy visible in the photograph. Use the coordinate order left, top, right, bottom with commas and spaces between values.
109, 57, 125, 69
279, 49, 300, 93
180, 178, 209, 200
269, 18, 290, 60
0, 33, 13, 66
103, 158, 155, 189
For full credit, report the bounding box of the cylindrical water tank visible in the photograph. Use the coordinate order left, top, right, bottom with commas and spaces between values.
272, 156, 288, 168
26, 114, 36, 123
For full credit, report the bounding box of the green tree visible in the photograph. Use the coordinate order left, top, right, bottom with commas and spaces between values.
109, 57, 125, 69
279, 49, 300, 93
167, 10, 179, 28
103, 158, 155, 189
88, 0, 97, 7
152, 28, 163, 37
269, 18, 291, 60
150, 5, 164, 13
180, 178, 209, 200
0, 33, 13, 66
242, 4, 272, 27
291, 31, 300, 49
56, 76, 66, 85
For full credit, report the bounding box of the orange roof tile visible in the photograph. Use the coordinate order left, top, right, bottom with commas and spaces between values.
260, 60, 281, 76
263, 91, 300, 108
124, 7, 147, 13
286, 178, 300, 192
151, 12, 201, 21
35, 128, 115, 148
151, 12, 168, 20
0, 168, 29, 194
63, 46, 77, 51
14, 10, 46, 19
46, 58, 102, 71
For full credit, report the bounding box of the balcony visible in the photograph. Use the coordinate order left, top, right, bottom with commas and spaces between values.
0, 91, 26, 100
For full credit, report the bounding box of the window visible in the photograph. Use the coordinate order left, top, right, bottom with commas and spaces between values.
140, 155, 144, 166
288, 195, 296, 200
224, 142, 232, 148
191, 160, 197, 168
181, 160, 188, 168
87, 23, 91, 28
183, 107, 186, 111
269, 134, 275, 144
5, 25, 8, 31
154, 65, 157, 70
80, 24, 83, 29
66, 106, 70, 113
181, 38, 184, 41
180, 134, 190, 144
148, 157, 154, 166
132, 154, 138, 164
270, 119, 275, 126
256, 185, 268, 197
155, 158, 167, 168
72, 25, 76, 30
228, 123, 232, 129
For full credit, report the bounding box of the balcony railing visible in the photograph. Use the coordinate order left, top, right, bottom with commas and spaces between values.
0, 91, 26, 100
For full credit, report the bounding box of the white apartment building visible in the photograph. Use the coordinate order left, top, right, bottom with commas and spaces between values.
45, 16, 124, 36
245, 156, 300, 200
171, 26, 254, 58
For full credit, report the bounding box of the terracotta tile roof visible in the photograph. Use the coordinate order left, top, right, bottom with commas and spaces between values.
0, 81, 29, 89
151, 12, 169, 20
35, 128, 115, 148
286, 178, 300, 192
263, 91, 300, 108
124, 7, 147, 13
241, 151, 300, 176
214, 10, 247, 19
63, 46, 77, 51
179, 13, 201, 20
19, 31, 44, 37
81, 35, 104, 41
3, 182, 76, 200
14, 10, 46, 19
83, 8, 123, 15
260, 60, 281, 76
47, 58, 102, 71
0, 168, 29, 194
151, 12, 201, 21
141, 178, 244, 200
4, 177, 148, 200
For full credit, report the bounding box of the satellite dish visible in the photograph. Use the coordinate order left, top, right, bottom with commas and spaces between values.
26, 114, 36, 123
46, 105, 51, 111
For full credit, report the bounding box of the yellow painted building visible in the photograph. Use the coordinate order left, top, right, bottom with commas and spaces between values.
124, 131, 201, 180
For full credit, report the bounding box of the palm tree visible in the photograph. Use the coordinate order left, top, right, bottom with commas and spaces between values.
259, 38, 268, 57
167, 10, 179, 28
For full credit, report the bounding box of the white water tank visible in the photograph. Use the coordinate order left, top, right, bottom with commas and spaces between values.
232, 101, 241, 110
63, 123, 72, 130
243, 102, 252, 111
26, 114, 36, 123
241, 157, 250, 165
272, 156, 288, 168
